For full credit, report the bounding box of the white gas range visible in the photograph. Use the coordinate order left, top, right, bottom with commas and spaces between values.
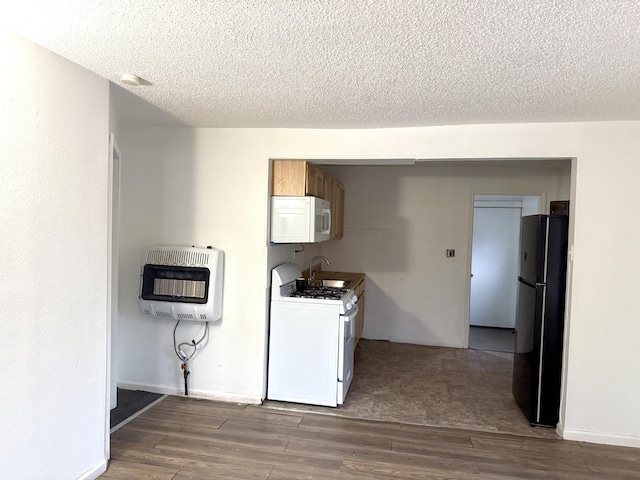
267, 262, 358, 407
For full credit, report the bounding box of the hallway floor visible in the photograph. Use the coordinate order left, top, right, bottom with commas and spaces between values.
468, 326, 516, 353
264, 339, 558, 439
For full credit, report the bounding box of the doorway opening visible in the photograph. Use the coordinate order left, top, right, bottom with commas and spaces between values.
106, 134, 169, 439
264, 159, 572, 436
468, 194, 542, 352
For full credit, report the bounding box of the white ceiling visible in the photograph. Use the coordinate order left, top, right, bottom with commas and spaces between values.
2, 1, 640, 128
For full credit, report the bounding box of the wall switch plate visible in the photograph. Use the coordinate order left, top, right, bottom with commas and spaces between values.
446, 249, 455, 258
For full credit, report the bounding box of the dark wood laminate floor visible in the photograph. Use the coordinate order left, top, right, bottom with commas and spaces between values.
102, 395, 640, 479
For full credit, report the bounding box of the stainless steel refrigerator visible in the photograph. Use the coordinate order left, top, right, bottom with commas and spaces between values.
512, 214, 569, 427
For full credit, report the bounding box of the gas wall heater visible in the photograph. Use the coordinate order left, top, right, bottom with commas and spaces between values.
138, 245, 224, 322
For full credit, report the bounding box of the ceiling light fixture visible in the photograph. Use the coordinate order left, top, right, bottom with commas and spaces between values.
120, 73, 141, 86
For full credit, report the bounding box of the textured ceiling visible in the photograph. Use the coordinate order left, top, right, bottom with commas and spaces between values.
2, 1, 640, 128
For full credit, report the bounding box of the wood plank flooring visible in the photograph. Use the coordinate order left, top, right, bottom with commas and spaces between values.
101, 395, 640, 479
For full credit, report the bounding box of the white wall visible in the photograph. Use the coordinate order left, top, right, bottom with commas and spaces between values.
115, 122, 640, 448
557, 162, 572, 199
0, 28, 109, 479
318, 164, 565, 346
521, 196, 541, 215
116, 128, 275, 402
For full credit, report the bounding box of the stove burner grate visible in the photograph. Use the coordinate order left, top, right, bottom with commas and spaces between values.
289, 286, 348, 300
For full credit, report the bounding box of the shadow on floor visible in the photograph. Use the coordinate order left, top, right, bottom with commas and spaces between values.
110, 388, 163, 430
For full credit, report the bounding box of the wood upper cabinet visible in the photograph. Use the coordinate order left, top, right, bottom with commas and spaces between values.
323, 173, 332, 202
330, 180, 345, 240
271, 159, 344, 240
307, 163, 325, 199
272, 160, 325, 198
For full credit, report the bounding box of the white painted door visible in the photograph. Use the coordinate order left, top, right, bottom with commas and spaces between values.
470, 207, 521, 328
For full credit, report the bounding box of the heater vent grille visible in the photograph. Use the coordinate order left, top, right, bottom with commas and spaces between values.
146, 248, 209, 266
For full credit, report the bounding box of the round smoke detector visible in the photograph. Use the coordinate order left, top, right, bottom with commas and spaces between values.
120, 73, 141, 86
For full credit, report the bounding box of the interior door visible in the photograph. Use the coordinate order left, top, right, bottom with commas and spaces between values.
470, 207, 521, 328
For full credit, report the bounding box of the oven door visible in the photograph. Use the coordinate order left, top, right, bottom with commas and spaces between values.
337, 303, 357, 404
338, 303, 357, 383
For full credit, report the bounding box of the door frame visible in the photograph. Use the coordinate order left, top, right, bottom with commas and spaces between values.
106, 132, 121, 459
463, 190, 547, 348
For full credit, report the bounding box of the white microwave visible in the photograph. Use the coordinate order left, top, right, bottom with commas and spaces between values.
271, 196, 331, 243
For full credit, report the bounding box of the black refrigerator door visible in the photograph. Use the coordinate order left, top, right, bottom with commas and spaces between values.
536, 215, 569, 427
512, 281, 545, 425
519, 215, 548, 286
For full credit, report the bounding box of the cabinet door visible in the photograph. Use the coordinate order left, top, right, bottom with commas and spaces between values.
323, 173, 332, 201
272, 160, 307, 196
272, 160, 338, 203
305, 163, 324, 197
331, 181, 345, 240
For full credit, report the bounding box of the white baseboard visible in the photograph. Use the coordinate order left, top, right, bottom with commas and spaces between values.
76, 459, 107, 480
561, 426, 640, 448
117, 382, 262, 405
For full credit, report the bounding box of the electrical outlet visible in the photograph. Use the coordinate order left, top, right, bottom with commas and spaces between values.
446, 249, 455, 258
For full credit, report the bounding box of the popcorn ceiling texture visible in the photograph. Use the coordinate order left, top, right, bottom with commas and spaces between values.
2, 0, 640, 128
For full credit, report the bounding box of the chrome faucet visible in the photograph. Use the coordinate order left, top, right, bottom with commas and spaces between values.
308, 255, 330, 286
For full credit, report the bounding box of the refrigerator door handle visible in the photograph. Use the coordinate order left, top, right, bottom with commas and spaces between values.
518, 276, 538, 289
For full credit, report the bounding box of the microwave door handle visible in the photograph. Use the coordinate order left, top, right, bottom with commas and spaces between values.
322, 208, 331, 234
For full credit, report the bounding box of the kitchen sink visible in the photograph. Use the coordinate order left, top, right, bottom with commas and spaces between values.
321, 279, 350, 288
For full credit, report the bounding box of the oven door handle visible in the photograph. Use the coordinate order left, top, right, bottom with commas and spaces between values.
343, 304, 359, 322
